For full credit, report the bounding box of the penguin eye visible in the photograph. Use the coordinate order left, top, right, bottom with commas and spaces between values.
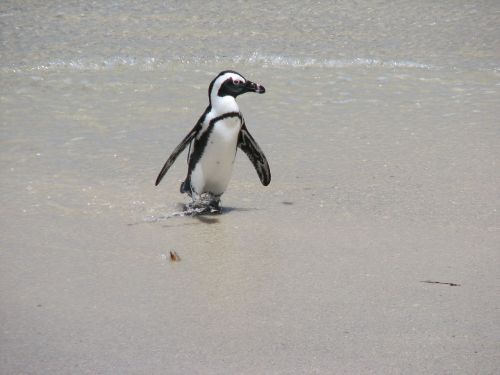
233, 79, 243, 86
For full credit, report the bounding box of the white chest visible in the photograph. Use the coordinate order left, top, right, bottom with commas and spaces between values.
190, 115, 242, 195
203, 116, 241, 170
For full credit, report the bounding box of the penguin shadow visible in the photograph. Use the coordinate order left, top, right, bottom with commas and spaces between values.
193, 215, 220, 224
221, 206, 257, 213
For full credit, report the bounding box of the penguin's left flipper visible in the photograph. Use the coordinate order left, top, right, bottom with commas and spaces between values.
155, 124, 200, 186
237, 123, 271, 186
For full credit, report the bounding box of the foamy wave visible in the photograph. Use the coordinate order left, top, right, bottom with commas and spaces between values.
2, 53, 435, 73
234, 53, 434, 69
3, 56, 161, 73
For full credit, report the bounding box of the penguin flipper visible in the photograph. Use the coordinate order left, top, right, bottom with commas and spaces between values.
155, 125, 199, 186
237, 123, 271, 186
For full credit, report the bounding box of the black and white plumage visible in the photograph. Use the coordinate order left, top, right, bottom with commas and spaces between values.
155, 70, 271, 212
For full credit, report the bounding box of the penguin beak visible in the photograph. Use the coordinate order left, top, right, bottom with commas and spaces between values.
245, 80, 266, 94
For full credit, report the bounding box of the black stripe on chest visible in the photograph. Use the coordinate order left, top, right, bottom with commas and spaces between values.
187, 111, 242, 174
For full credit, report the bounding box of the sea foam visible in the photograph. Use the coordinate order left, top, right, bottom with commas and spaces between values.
2, 53, 435, 73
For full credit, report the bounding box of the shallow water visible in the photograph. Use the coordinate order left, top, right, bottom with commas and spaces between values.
2, 0, 499, 72
1, 1, 500, 374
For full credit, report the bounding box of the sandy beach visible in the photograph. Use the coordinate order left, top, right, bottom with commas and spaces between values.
1, 1, 499, 374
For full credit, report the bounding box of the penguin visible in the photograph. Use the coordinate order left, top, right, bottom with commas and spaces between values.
155, 70, 271, 213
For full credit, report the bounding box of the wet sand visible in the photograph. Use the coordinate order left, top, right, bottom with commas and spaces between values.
1, 2, 500, 374
2, 64, 499, 374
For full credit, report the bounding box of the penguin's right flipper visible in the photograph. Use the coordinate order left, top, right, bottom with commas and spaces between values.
238, 123, 271, 186
155, 124, 199, 186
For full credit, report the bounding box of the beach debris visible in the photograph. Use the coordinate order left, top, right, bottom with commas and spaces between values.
170, 251, 181, 262
420, 280, 460, 287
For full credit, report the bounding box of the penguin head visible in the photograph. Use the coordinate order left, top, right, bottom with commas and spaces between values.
208, 71, 265, 105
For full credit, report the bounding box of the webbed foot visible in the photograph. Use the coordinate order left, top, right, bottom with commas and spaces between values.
184, 193, 222, 215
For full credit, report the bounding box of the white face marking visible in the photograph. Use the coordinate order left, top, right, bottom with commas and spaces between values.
209, 72, 246, 113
